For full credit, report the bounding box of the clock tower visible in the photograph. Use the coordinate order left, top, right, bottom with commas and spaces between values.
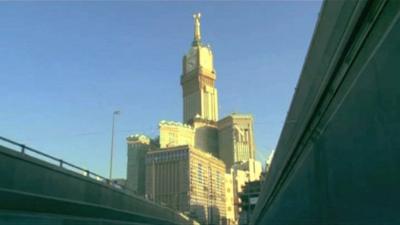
181, 13, 219, 124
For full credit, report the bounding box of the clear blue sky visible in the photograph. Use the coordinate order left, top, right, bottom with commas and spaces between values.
0, 1, 322, 179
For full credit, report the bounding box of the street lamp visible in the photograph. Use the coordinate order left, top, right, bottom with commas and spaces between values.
109, 110, 120, 182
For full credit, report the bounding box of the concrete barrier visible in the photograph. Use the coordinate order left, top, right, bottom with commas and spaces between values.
0, 144, 196, 225
252, 1, 400, 224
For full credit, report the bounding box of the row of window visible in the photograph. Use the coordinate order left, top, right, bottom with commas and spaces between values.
145, 150, 188, 163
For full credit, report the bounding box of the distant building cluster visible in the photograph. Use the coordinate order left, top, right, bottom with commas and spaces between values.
125, 14, 265, 225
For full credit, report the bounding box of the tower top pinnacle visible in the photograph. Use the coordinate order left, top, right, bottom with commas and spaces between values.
192, 13, 201, 46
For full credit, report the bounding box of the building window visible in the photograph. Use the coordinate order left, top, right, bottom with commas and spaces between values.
216, 171, 221, 190
198, 163, 203, 184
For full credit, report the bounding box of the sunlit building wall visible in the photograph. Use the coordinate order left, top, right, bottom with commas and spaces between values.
224, 173, 236, 225
159, 120, 195, 148
145, 145, 226, 225
159, 119, 219, 158
234, 159, 262, 182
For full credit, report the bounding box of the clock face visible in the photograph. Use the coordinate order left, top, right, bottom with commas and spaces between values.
186, 56, 197, 72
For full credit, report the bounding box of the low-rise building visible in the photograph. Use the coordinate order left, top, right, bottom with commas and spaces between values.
238, 181, 261, 225
231, 159, 262, 224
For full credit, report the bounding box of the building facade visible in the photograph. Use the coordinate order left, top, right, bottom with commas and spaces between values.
231, 160, 262, 224
145, 146, 226, 225
158, 119, 219, 158
159, 120, 195, 148
218, 114, 256, 171
224, 173, 236, 225
126, 134, 151, 195
234, 159, 262, 182
192, 117, 219, 157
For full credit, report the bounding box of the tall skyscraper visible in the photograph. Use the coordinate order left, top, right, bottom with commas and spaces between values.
127, 13, 261, 225
181, 13, 219, 124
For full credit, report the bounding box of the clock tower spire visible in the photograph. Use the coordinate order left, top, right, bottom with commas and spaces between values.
181, 13, 219, 124
192, 13, 201, 46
